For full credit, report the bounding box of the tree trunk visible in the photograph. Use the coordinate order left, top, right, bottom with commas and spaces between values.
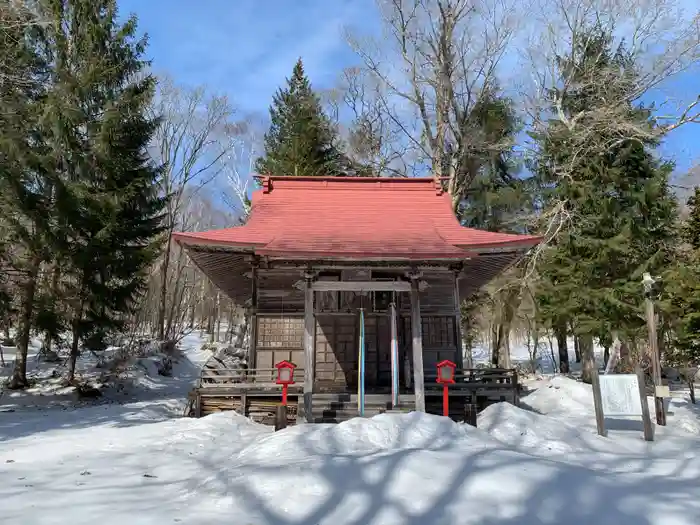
579, 334, 595, 383
501, 333, 512, 368
42, 265, 61, 357
688, 376, 696, 405
7, 255, 41, 390
463, 335, 474, 369
214, 293, 221, 343
206, 284, 216, 339
225, 304, 235, 343
188, 301, 195, 329
67, 321, 80, 383
554, 319, 570, 374
157, 231, 173, 341
490, 323, 501, 367
573, 334, 582, 363
603, 344, 610, 367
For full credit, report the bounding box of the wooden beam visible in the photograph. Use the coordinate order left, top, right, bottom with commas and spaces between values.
303, 276, 315, 423
249, 263, 259, 370
453, 270, 465, 369
265, 261, 457, 272
311, 280, 411, 292
410, 277, 426, 412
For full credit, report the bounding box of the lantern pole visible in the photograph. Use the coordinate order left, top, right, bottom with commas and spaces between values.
442, 382, 449, 417
282, 383, 288, 406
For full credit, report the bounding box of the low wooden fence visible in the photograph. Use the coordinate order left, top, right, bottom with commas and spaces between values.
186, 366, 519, 423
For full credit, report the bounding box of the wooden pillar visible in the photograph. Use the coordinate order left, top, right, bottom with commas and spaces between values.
249, 263, 258, 370
409, 274, 426, 412
453, 269, 465, 370
644, 288, 666, 426
389, 301, 399, 408
303, 274, 315, 423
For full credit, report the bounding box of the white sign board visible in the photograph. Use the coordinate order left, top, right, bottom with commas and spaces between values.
599, 374, 643, 417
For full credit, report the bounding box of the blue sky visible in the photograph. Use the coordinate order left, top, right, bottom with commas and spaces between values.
117, 0, 377, 115
117, 0, 698, 182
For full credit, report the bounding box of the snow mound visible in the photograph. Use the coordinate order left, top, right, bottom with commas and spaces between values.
667, 397, 700, 434
235, 411, 496, 465
478, 402, 625, 455
2, 405, 700, 525
523, 375, 700, 437
522, 375, 595, 417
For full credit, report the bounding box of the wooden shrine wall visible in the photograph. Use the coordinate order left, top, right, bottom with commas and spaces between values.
254, 268, 461, 387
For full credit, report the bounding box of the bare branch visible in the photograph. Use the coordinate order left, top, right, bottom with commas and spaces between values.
347, 0, 523, 208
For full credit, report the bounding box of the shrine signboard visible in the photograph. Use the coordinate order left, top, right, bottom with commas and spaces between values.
599, 374, 643, 417
593, 369, 654, 441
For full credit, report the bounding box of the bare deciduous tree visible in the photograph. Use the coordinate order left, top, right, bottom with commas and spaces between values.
0, 1, 48, 91
221, 119, 260, 222
522, 0, 700, 202
347, 0, 521, 208
149, 76, 236, 340
340, 67, 413, 176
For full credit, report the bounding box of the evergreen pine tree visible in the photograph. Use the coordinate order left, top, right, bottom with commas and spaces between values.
533, 27, 678, 378
458, 92, 529, 233
256, 58, 349, 177
0, 2, 54, 387
35, 0, 166, 378
661, 187, 700, 392
455, 90, 533, 367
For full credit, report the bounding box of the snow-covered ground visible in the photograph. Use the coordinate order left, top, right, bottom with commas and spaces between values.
0, 332, 211, 413
0, 335, 698, 525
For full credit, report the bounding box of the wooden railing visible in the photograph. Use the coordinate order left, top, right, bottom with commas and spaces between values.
424, 368, 519, 404
199, 367, 306, 388
189, 366, 519, 419
198, 366, 517, 395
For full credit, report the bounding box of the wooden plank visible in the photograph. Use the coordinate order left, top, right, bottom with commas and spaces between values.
312, 281, 411, 293
303, 276, 315, 423
315, 314, 356, 386
418, 273, 456, 311
198, 383, 303, 393
410, 276, 426, 412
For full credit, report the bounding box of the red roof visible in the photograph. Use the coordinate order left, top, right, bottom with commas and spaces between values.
174, 176, 541, 260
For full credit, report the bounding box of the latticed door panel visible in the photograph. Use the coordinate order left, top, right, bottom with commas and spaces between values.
255, 315, 304, 382
402, 315, 458, 372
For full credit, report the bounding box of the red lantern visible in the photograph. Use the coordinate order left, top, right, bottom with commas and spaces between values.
275, 360, 297, 406
436, 360, 456, 417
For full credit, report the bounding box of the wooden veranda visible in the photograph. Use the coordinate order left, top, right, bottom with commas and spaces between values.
176, 176, 540, 424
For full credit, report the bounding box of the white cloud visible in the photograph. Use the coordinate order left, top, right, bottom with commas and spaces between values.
123, 0, 377, 112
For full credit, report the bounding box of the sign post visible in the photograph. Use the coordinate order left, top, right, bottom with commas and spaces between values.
642, 273, 667, 426
598, 369, 654, 441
